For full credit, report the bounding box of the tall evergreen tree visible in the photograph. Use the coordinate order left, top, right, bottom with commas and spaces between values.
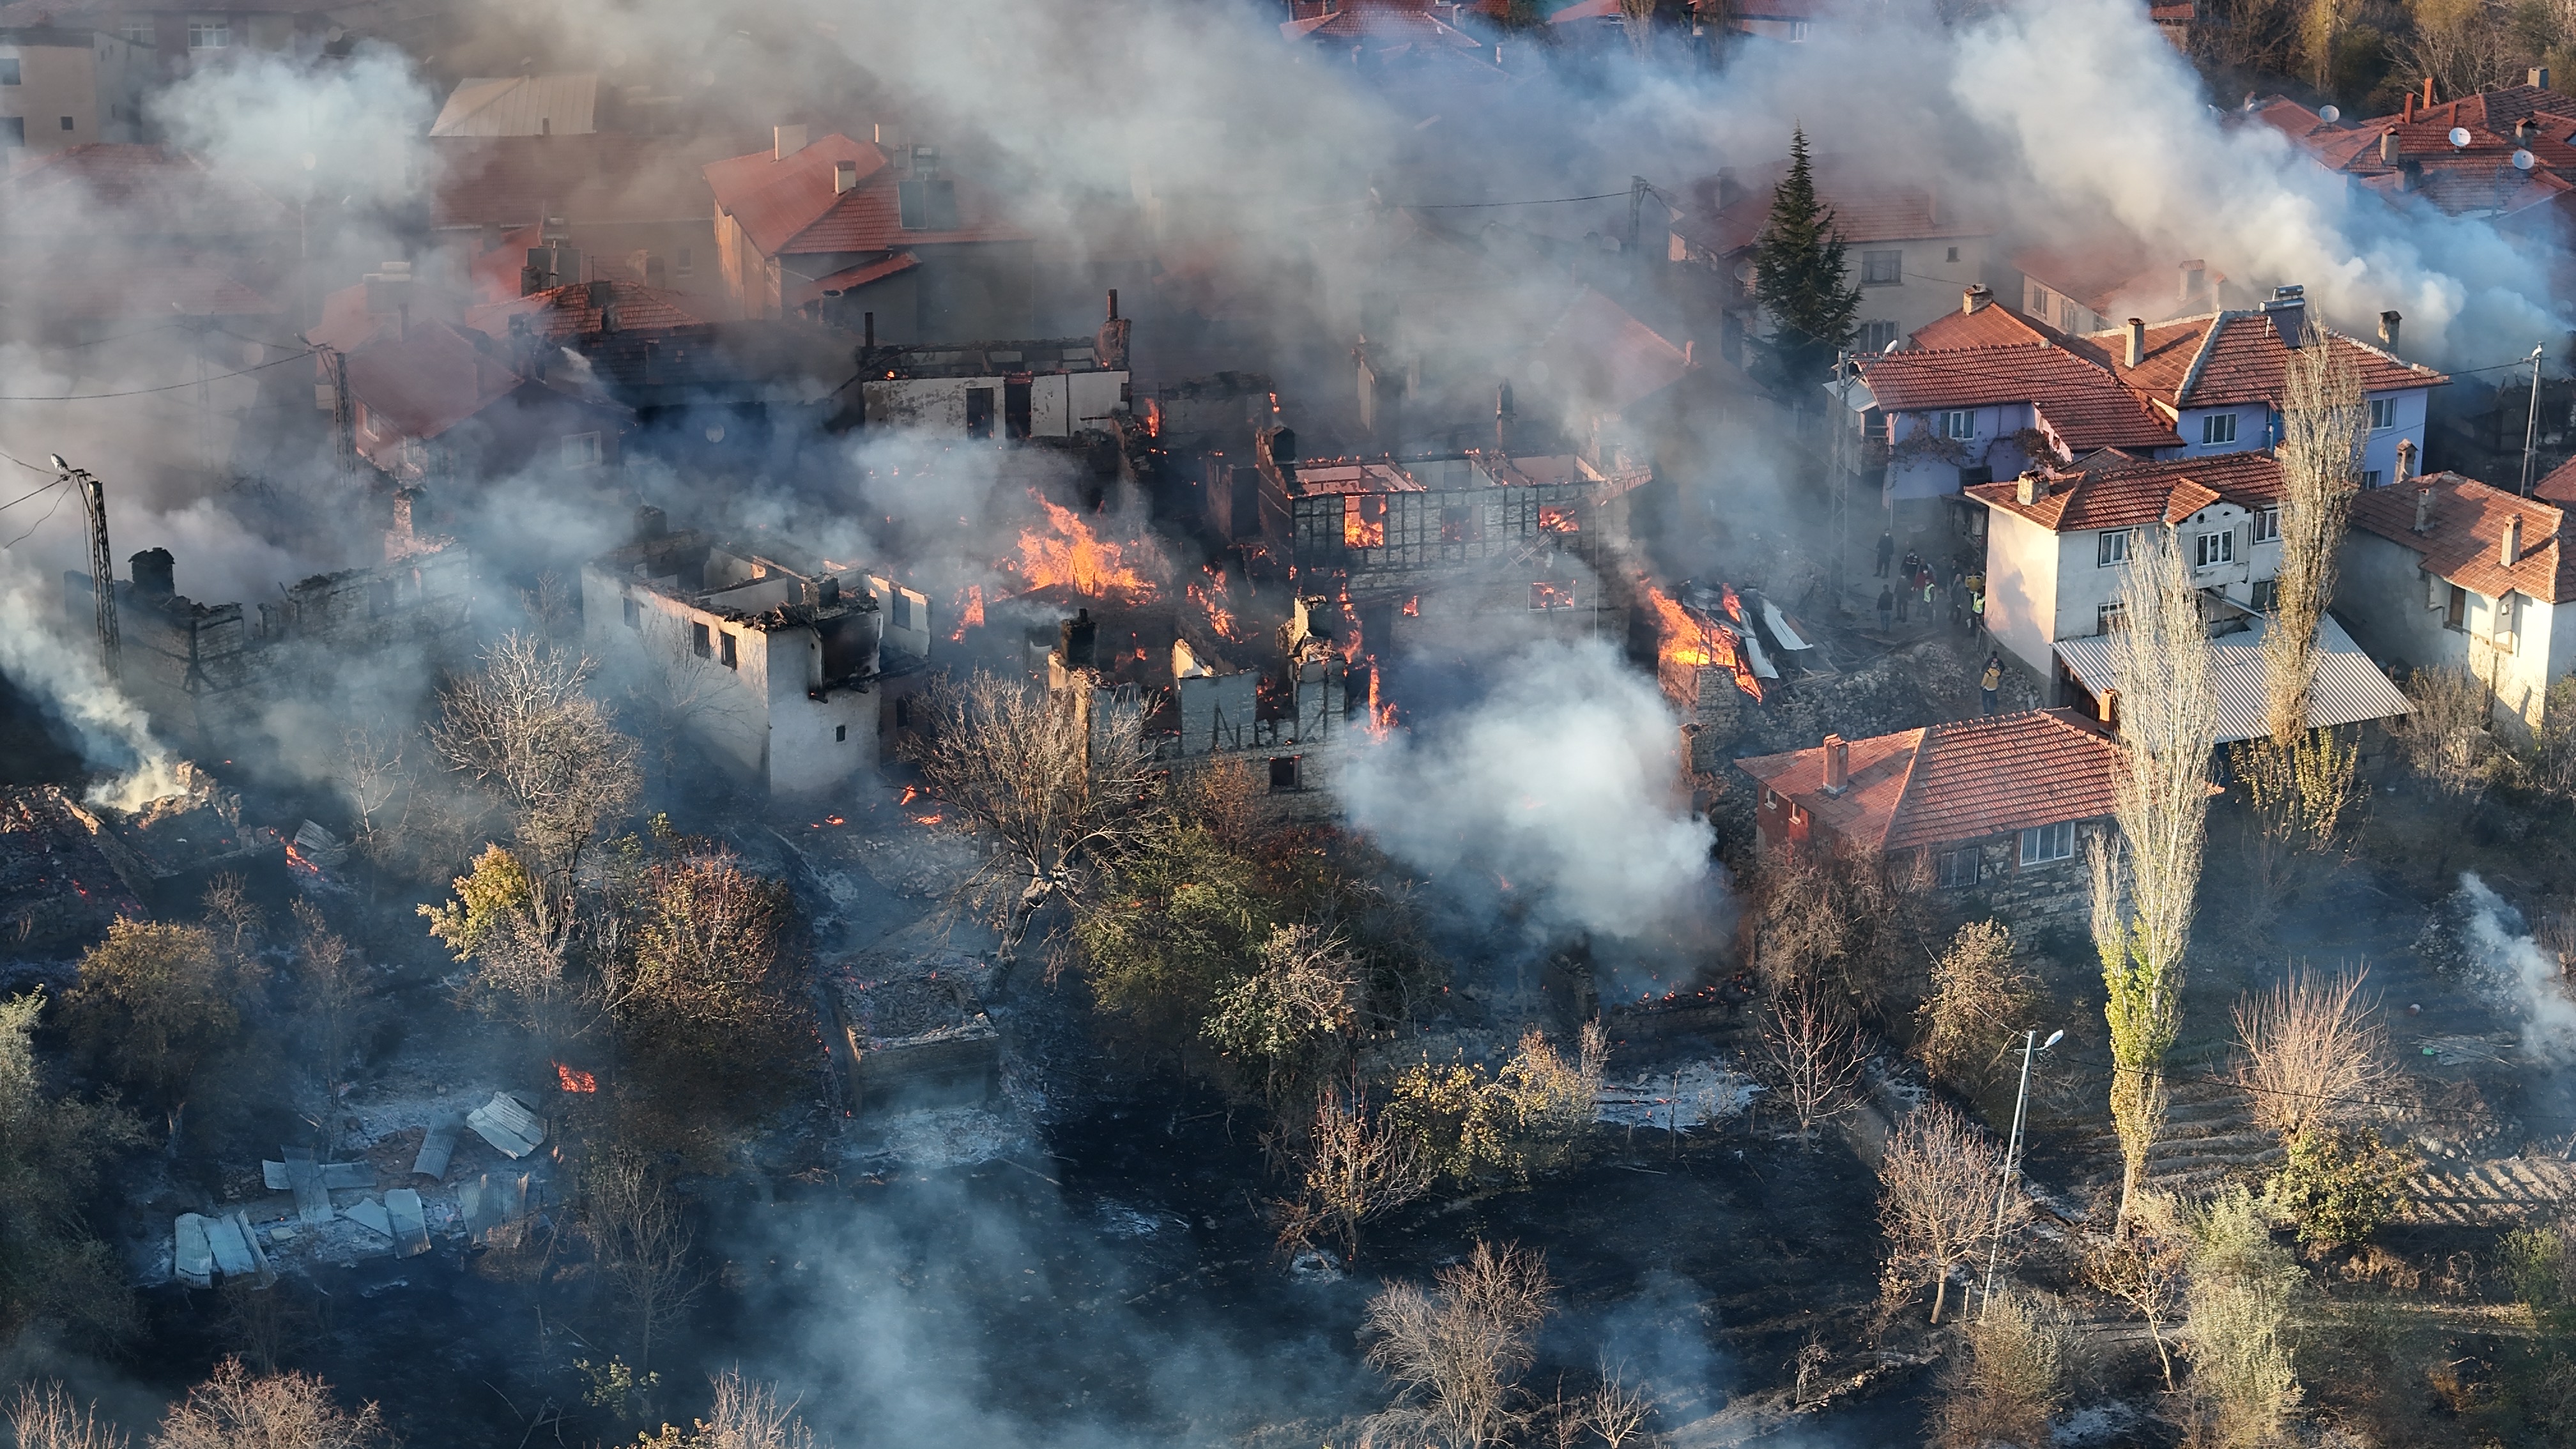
1751, 126, 1862, 397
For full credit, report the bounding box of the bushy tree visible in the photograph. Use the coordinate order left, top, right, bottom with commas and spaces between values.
63, 920, 238, 1109
1383, 1027, 1606, 1186
1914, 919, 2039, 1089
2181, 1186, 2304, 1448
0, 991, 146, 1346
2266, 1126, 2414, 1246
1929, 1289, 2076, 1449
1751, 126, 1860, 396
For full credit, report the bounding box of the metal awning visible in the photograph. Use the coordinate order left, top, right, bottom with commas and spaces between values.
2053, 612, 2413, 746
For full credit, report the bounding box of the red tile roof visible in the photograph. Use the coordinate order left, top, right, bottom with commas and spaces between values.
342, 321, 533, 441
463, 280, 717, 342
1736, 708, 2122, 854
702, 134, 1022, 259
1967, 450, 2283, 532
429, 133, 718, 229
2348, 471, 2575, 604
1674, 167, 1990, 257
1531, 287, 1687, 414
1857, 342, 2180, 451
2534, 454, 2576, 507
2262, 84, 2576, 218
1283, 0, 1485, 45
2095, 309, 2446, 410
1909, 302, 2070, 352
788, 251, 919, 309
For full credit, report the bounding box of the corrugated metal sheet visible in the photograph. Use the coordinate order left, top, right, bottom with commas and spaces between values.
2054, 613, 2412, 745
430, 74, 597, 137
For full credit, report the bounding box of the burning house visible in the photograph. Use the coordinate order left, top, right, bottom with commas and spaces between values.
1643, 579, 1794, 770
581, 512, 929, 799
839, 291, 1131, 441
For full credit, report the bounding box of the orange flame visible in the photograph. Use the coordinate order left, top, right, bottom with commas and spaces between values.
949, 584, 985, 641
1188, 579, 1241, 640
1531, 580, 1577, 611
1342, 494, 1386, 549
1538, 504, 1579, 533
555, 1063, 597, 1092
1013, 495, 1157, 599
284, 845, 320, 876
1401, 595, 1419, 618
1643, 583, 1763, 703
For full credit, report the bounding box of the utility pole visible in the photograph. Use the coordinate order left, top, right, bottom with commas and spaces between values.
2521, 342, 2547, 496
1980, 1026, 2062, 1321
1830, 349, 1851, 611
56, 456, 118, 679
1628, 174, 1649, 260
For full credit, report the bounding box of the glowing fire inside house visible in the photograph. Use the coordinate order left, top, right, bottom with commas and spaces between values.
1538, 504, 1579, 533
1012, 494, 1158, 600
1643, 583, 1763, 703
556, 1063, 597, 1092
1342, 494, 1386, 549
1189, 567, 1241, 640
949, 583, 986, 640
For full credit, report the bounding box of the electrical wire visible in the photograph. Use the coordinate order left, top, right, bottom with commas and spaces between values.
0, 444, 57, 476
0, 477, 65, 514
2047, 1047, 2576, 1131
0, 349, 310, 402
1, 480, 72, 548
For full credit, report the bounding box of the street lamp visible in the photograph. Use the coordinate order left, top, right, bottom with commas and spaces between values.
1979, 1026, 2063, 1321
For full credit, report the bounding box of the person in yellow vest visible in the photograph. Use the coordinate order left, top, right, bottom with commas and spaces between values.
1980, 656, 2002, 716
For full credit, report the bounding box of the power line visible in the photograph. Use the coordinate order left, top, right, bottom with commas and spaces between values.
1410, 188, 1637, 210
1, 480, 72, 548
0, 349, 310, 402
2055, 1048, 2576, 1130
0, 477, 65, 514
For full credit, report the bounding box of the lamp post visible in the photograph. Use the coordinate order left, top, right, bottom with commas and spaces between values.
2521, 342, 2547, 496
1979, 1027, 2063, 1321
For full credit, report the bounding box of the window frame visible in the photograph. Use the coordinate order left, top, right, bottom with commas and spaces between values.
2200, 411, 2238, 446
719, 631, 738, 670
2367, 397, 2396, 432
1940, 409, 1975, 440
2096, 528, 2132, 567
689, 621, 711, 659
1857, 319, 1899, 354
1860, 249, 1903, 286
561, 431, 602, 469
2018, 820, 2076, 865
2193, 528, 2236, 569
0, 58, 20, 86
186, 16, 229, 49
1935, 848, 1979, 889
620, 595, 640, 629
2097, 601, 2128, 634
2251, 505, 2280, 543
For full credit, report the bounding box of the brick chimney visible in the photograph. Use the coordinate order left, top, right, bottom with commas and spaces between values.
1962, 284, 1992, 315
2263, 285, 2307, 348
1821, 733, 1848, 793
774, 124, 808, 160
2397, 436, 2418, 482
2098, 687, 2118, 730
2379, 310, 2402, 351
2016, 470, 2043, 506
2503, 513, 2524, 567
2414, 485, 2434, 533
130, 547, 174, 600
2126, 316, 2146, 367
2380, 129, 2400, 164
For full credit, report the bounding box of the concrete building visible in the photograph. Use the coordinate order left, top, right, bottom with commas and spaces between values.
2340, 469, 2576, 736
335, 317, 633, 483
1735, 709, 2122, 923
431, 133, 733, 312
0, 26, 142, 155
844, 294, 1131, 440
582, 517, 926, 799
0, 0, 339, 80
703, 128, 1032, 340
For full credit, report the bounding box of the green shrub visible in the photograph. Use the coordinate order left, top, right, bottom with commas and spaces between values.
2266, 1126, 2414, 1246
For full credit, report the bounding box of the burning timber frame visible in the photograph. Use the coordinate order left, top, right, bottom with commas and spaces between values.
1291, 481, 1610, 583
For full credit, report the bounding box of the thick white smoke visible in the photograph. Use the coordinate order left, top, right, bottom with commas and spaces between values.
2453, 871, 2576, 1063
0, 555, 181, 810
1340, 637, 1713, 940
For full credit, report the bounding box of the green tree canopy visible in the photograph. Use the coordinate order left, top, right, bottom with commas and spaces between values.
1751, 126, 1861, 397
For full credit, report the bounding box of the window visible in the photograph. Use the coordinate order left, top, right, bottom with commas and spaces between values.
690, 621, 711, 659
1788, 20, 1811, 40
891, 592, 914, 631
2251, 578, 2278, 611
0, 118, 20, 148
187, 17, 228, 49
0, 59, 19, 85
2200, 411, 2237, 446
119, 19, 152, 44
2363, 470, 2382, 488
675, 247, 693, 277
894, 696, 912, 729
1935, 848, 1979, 889
561, 432, 602, 468
2019, 820, 2076, 864
2368, 397, 2396, 431
1861, 249, 1902, 285
1268, 756, 1302, 793
2060, 298, 2080, 333
1858, 320, 1899, 353
1941, 410, 1975, 440
1945, 246, 1960, 263
719, 632, 737, 669
621, 595, 640, 629
2445, 583, 2467, 630
835, 724, 847, 742
2493, 593, 2519, 650
2027, 284, 2052, 318
2193, 529, 2235, 568
59, 116, 73, 131
2097, 528, 2132, 567
2098, 601, 2128, 633
2251, 505, 2280, 542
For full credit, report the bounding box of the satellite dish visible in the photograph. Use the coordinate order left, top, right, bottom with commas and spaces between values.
2515, 148, 2537, 171
2449, 126, 2472, 148
703, 424, 726, 443
2319, 104, 2342, 124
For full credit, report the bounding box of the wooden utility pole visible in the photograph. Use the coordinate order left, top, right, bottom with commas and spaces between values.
57, 457, 118, 678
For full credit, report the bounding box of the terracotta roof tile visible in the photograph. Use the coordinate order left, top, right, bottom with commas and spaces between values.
1736, 709, 2122, 854
1857, 343, 2179, 450
703, 134, 1021, 259
2348, 471, 2575, 604
429, 134, 717, 230
1675, 169, 1991, 256
1967, 450, 2281, 532
2264, 85, 2576, 217
788, 252, 919, 309
1908, 303, 2068, 351
463, 280, 717, 342
2534, 454, 2576, 506
342, 321, 532, 441
2094, 310, 2446, 409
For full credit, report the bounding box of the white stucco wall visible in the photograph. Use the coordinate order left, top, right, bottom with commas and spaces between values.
1979, 507, 2060, 677
2334, 531, 2568, 735
861, 368, 1127, 438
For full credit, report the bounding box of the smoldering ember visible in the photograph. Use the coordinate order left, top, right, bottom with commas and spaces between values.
15, 6, 2576, 1449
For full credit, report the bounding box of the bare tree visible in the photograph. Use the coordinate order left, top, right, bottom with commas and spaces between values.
632, 1370, 822, 1449
1878, 1101, 2013, 1324
2391, 663, 2496, 804
903, 670, 1159, 968
2234, 964, 2397, 1147
1913, 919, 2039, 1089
2091, 526, 2218, 1224
1583, 1364, 1653, 1448
1363, 1241, 1555, 1448
11, 1383, 128, 1449
2078, 1190, 2189, 1390
585, 1147, 698, 1377
1756, 990, 1869, 1142
429, 632, 640, 930
148, 1359, 385, 1449
2266, 325, 2366, 744
290, 900, 378, 1101
1279, 1082, 1432, 1262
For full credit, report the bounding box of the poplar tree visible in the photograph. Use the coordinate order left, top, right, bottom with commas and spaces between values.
1751, 126, 1861, 397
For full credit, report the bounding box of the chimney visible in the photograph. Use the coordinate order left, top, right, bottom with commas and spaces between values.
2263, 285, 2307, 348
1059, 607, 1098, 669
2517, 116, 2538, 143
2503, 513, 2524, 567
2534, 66, 2553, 90
1963, 284, 1993, 315
2098, 687, 2118, 730
2380, 128, 2400, 165
1683, 339, 1696, 367
1495, 379, 1515, 453
2126, 316, 2147, 367
773, 124, 808, 160
129, 547, 174, 600
2404, 93, 2416, 123
2426, 77, 2438, 109
2179, 259, 2206, 303
2016, 470, 2043, 505
388, 486, 420, 544
634, 504, 668, 542
2397, 436, 2418, 482
862, 311, 875, 351
834, 159, 858, 194
2379, 309, 2402, 351
1821, 733, 1849, 793
1106, 288, 1119, 322
2414, 486, 2434, 533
